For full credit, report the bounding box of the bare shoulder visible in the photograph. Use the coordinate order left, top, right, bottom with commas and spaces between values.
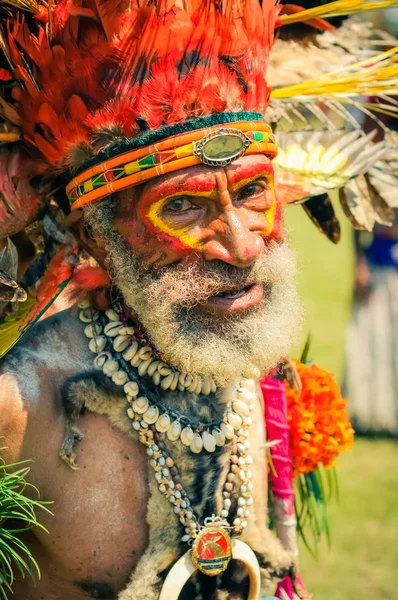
0, 309, 92, 463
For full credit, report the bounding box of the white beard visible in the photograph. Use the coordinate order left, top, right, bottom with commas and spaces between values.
105, 239, 302, 387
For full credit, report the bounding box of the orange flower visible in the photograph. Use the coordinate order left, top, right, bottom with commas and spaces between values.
285, 361, 354, 477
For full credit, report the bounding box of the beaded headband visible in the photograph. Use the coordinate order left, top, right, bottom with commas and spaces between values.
66, 120, 277, 210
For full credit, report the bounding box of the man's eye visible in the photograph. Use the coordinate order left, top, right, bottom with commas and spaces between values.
165, 197, 195, 212
239, 181, 267, 199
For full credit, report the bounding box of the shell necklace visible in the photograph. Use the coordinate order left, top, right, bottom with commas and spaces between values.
80, 301, 258, 578
80, 301, 255, 454
80, 302, 217, 395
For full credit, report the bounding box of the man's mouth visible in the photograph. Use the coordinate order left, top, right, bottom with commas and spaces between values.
204, 283, 264, 313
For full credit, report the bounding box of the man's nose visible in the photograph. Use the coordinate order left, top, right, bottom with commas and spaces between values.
202, 206, 264, 267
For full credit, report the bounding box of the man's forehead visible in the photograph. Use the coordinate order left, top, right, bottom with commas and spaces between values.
140, 154, 274, 199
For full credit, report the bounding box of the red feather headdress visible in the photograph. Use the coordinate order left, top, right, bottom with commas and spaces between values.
1, 0, 279, 185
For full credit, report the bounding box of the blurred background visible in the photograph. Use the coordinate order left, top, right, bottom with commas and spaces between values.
285, 204, 398, 600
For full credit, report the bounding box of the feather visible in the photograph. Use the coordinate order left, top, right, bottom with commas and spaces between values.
302, 193, 341, 243
274, 129, 387, 205
66, 264, 111, 305
278, 0, 398, 27
21, 243, 78, 328
339, 176, 376, 231
0, 150, 43, 239
364, 174, 394, 226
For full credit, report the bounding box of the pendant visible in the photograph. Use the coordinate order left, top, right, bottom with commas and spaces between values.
191, 522, 232, 576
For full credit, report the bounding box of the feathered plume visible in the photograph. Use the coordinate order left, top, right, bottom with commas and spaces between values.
0, 0, 278, 179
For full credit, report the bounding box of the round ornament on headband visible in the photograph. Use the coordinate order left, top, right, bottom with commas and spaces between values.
66, 117, 277, 211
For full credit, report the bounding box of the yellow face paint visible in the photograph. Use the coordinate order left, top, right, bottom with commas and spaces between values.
145, 191, 217, 252
263, 180, 277, 237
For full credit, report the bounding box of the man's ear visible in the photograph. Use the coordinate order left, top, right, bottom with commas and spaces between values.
66, 210, 108, 268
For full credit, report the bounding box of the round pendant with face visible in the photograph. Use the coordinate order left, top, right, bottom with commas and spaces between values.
191, 524, 232, 576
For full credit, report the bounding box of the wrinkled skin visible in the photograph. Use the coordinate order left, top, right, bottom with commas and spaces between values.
0, 155, 293, 600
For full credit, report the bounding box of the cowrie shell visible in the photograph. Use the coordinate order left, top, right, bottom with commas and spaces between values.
89, 336, 106, 353
127, 407, 135, 420
79, 309, 99, 323
202, 431, 216, 453
119, 326, 135, 335
104, 321, 122, 336
132, 396, 149, 414
239, 379, 256, 392
138, 358, 152, 377
112, 370, 128, 386
181, 427, 194, 446
105, 309, 119, 321
123, 341, 138, 361
160, 373, 174, 390
212, 428, 226, 447
201, 376, 211, 396
103, 359, 118, 376
167, 421, 181, 441
169, 372, 179, 392
220, 421, 235, 440
155, 413, 171, 432
113, 335, 130, 353
183, 374, 193, 388
124, 381, 139, 397
147, 361, 160, 376
236, 388, 255, 403
190, 434, 203, 454
232, 400, 250, 417
227, 411, 242, 430
138, 346, 153, 361
130, 353, 142, 367
78, 299, 90, 309
84, 323, 102, 338
93, 352, 109, 370
153, 372, 161, 386
187, 374, 198, 393
194, 377, 202, 395
143, 406, 159, 425
158, 363, 172, 376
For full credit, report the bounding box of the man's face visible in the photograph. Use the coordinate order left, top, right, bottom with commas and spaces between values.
87, 154, 301, 385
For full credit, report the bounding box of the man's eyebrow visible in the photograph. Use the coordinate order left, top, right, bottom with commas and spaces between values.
229, 169, 273, 192
141, 175, 217, 203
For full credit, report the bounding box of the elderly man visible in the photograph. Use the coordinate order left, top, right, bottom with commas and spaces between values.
0, 0, 396, 598
0, 1, 304, 597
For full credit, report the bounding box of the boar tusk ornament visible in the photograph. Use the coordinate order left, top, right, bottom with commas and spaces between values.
159, 518, 261, 600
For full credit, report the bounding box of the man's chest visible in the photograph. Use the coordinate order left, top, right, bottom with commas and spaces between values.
20, 383, 269, 600
19, 410, 150, 597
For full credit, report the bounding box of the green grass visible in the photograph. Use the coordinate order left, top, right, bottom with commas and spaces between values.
285, 199, 354, 382
286, 202, 398, 599
299, 439, 398, 600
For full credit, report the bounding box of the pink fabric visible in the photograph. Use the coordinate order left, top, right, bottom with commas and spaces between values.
262, 375, 311, 600
275, 576, 294, 599
261, 376, 294, 514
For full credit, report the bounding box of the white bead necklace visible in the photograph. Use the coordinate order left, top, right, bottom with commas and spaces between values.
81, 302, 256, 455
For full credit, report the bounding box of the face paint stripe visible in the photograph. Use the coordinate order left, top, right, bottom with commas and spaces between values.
144, 196, 203, 252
